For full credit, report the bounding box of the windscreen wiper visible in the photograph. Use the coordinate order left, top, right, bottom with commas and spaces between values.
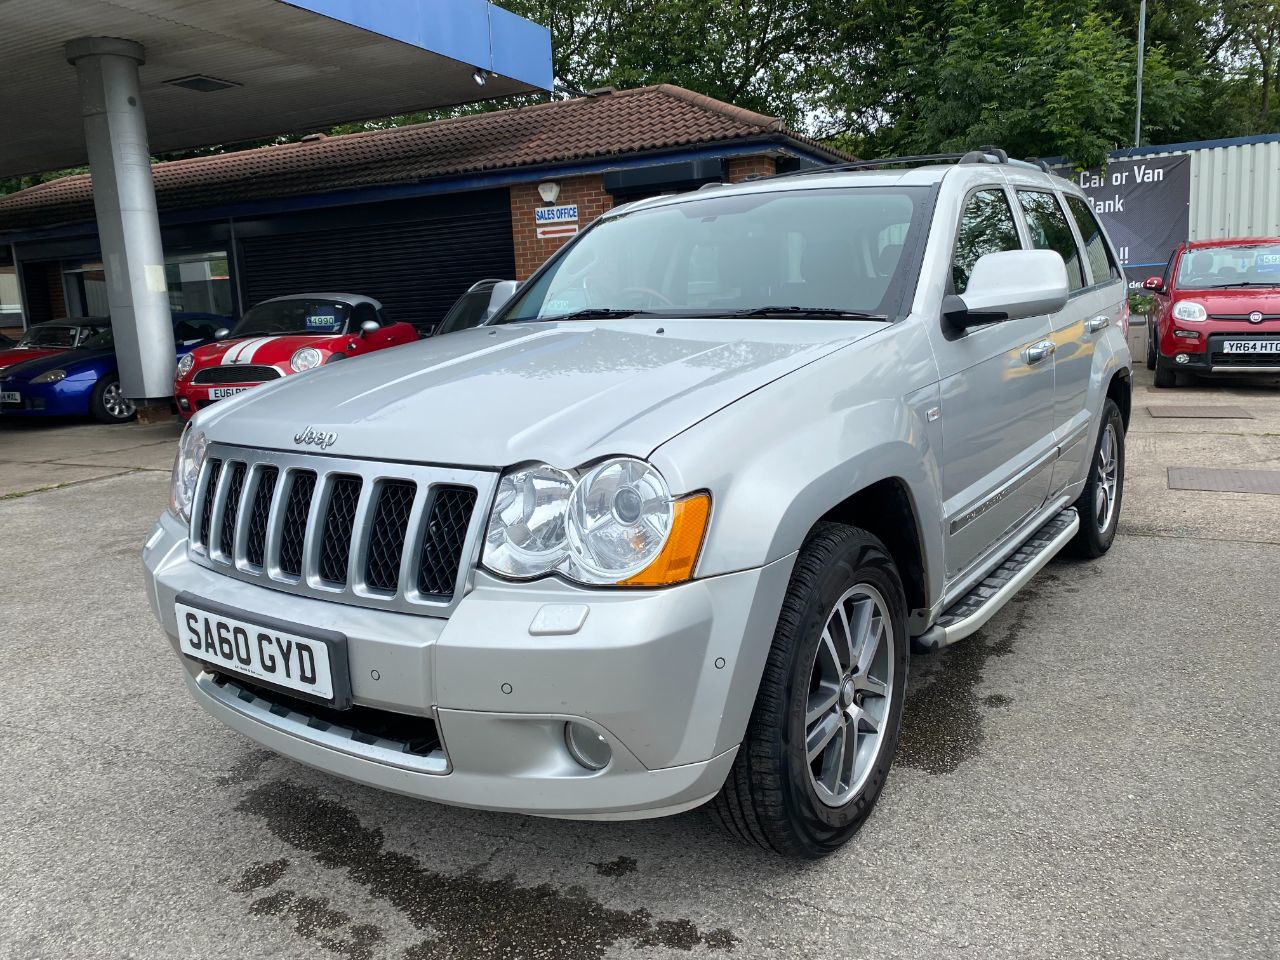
510, 308, 651, 323
1208, 281, 1280, 288
720, 306, 891, 320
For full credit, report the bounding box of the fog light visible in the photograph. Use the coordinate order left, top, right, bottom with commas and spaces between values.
177, 397, 190, 410
564, 721, 611, 770
1175, 353, 1190, 364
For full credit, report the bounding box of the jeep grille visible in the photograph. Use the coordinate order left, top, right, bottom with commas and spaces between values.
189, 443, 494, 615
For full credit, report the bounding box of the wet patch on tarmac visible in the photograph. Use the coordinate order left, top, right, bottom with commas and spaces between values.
232, 858, 290, 892
217, 748, 276, 786
895, 574, 1051, 774
249, 889, 384, 960
591, 855, 638, 878
238, 780, 736, 959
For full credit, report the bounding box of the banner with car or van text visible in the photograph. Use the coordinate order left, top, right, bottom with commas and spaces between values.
1053, 154, 1191, 288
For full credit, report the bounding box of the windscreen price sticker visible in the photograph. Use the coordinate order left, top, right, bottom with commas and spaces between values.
535, 204, 579, 240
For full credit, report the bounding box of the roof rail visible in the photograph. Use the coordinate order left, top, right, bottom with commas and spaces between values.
772, 152, 965, 179
772, 145, 1057, 180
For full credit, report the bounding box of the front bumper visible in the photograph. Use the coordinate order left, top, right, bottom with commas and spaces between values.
1157, 328, 1280, 375
143, 510, 793, 819
0, 376, 93, 415
175, 381, 266, 419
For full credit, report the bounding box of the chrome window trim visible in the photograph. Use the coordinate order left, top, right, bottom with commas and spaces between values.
188, 442, 497, 617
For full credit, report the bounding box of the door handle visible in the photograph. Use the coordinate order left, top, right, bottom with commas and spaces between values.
1023, 339, 1056, 365
1085, 315, 1110, 333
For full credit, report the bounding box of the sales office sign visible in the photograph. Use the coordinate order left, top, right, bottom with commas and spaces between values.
535, 204, 578, 239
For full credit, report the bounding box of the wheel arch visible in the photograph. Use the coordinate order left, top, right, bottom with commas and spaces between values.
812, 477, 928, 618
1106, 367, 1131, 429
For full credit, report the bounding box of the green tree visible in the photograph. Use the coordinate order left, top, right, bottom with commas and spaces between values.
823, 0, 1200, 166
4, 0, 1276, 199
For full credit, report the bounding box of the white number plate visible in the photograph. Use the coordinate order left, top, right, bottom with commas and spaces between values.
1223, 340, 1280, 354
211, 386, 250, 399
0, 391, 19, 403
176, 601, 335, 700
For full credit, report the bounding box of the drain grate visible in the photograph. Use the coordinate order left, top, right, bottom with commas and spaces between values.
1167, 467, 1280, 495
1147, 405, 1254, 419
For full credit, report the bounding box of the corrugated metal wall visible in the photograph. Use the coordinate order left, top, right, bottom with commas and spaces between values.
1133, 139, 1280, 240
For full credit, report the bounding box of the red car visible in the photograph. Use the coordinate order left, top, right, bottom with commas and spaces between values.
1144, 237, 1280, 387
174, 294, 417, 419
0, 316, 112, 376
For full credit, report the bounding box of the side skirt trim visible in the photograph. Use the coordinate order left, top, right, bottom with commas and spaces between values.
913, 507, 1079, 651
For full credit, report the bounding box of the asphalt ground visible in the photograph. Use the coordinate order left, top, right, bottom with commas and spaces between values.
1, 365, 1278, 960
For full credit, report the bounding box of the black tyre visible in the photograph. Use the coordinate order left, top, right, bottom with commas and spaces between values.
90, 375, 136, 423
1152, 356, 1176, 387
710, 523, 908, 858
1145, 328, 1156, 370
1068, 398, 1125, 558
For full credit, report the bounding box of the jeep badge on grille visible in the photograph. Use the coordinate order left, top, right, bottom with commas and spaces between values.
294, 426, 338, 449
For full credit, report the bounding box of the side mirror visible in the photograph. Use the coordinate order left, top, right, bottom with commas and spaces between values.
489, 280, 519, 310
214, 327, 231, 339
479, 281, 520, 327
1142, 276, 1165, 293
944, 249, 1069, 328
359, 319, 380, 336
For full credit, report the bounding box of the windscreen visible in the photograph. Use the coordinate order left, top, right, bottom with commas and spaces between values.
499, 186, 928, 322
1176, 244, 1280, 289
232, 299, 351, 337
19, 325, 79, 348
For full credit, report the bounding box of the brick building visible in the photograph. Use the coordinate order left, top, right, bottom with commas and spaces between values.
0, 84, 848, 333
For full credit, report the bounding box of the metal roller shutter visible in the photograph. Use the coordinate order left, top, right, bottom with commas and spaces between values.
238, 191, 515, 333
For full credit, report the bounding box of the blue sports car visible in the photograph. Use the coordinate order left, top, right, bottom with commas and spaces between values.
0, 314, 223, 423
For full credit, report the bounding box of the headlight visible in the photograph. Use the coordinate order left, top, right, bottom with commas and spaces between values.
175, 354, 195, 379
291, 346, 324, 372
482, 457, 710, 586
169, 423, 207, 522
31, 369, 67, 384
483, 464, 574, 578
566, 458, 674, 580
1172, 300, 1207, 322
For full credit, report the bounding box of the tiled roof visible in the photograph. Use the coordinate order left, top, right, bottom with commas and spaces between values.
0, 85, 847, 232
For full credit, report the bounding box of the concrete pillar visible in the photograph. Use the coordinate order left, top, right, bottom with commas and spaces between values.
65, 37, 174, 402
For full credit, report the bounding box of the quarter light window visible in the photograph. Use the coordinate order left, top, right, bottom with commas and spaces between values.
1064, 196, 1121, 284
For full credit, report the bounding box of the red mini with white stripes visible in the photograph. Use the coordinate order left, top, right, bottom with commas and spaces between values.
173, 294, 418, 420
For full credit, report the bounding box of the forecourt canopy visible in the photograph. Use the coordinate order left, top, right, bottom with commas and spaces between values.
0, 0, 552, 404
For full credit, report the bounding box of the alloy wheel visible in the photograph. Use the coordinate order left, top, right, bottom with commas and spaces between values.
103, 381, 136, 420
1094, 422, 1119, 532
804, 583, 894, 807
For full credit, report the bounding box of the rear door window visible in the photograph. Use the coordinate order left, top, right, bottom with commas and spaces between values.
951, 188, 1022, 294
1064, 196, 1122, 285
1016, 191, 1086, 292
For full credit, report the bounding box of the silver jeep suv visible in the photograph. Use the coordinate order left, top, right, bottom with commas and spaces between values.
144, 149, 1132, 858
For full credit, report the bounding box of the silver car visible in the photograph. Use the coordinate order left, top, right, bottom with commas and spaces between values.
144, 150, 1133, 858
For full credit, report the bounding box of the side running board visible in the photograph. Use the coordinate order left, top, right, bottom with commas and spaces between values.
914, 508, 1080, 652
